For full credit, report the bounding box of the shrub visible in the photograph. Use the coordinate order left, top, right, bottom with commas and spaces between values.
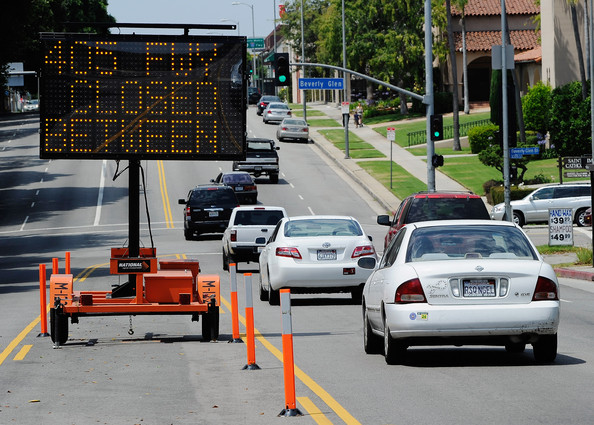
483, 179, 502, 203
490, 186, 533, 205
549, 80, 591, 156
468, 124, 499, 154
522, 82, 552, 134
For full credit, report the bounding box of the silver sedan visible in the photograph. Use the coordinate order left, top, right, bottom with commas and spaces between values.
276, 118, 309, 142
360, 220, 560, 365
262, 102, 292, 123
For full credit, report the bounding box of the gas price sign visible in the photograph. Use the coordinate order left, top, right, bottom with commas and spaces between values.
40, 33, 246, 160
548, 208, 573, 246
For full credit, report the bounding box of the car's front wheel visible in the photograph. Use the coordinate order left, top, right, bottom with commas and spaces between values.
512, 211, 524, 227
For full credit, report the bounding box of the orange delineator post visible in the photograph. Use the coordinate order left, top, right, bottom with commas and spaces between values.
278, 289, 303, 417
38, 264, 49, 337
229, 263, 242, 343
52, 258, 58, 274
242, 273, 260, 370
65, 252, 71, 274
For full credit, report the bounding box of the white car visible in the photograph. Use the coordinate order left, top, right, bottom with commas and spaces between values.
276, 118, 309, 142
490, 183, 591, 227
360, 220, 560, 365
262, 102, 292, 123
258, 215, 377, 305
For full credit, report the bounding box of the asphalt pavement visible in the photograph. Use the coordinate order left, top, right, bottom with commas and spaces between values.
304, 101, 594, 282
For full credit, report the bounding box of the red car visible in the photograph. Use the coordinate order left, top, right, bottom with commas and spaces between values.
377, 191, 491, 249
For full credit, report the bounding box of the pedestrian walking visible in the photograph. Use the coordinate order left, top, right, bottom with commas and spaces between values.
355, 103, 363, 127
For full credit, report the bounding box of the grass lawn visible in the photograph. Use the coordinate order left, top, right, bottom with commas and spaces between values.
318, 129, 385, 158
307, 118, 342, 127
292, 109, 325, 117
357, 160, 427, 202
408, 145, 474, 156
373, 111, 491, 148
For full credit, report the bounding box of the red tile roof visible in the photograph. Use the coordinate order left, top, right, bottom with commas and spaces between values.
451, 0, 539, 16
454, 30, 540, 52
514, 46, 542, 63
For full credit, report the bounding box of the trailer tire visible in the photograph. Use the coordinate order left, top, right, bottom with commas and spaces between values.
50, 308, 69, 345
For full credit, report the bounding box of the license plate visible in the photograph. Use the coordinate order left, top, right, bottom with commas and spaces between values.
462, 279, 496, 297
208, 211, 219, 217
235, 187, 243, 191
317, 249, 337, 260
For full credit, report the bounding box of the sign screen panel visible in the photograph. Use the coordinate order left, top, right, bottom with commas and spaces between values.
40, 33, 246, 160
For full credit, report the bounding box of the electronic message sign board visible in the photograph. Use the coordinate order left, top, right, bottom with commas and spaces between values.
40, 33, 246, 160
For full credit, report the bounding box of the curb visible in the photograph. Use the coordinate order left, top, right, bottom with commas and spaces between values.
554, 267, 594, 281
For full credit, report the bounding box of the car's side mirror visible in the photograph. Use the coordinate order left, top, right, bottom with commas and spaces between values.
377, 215, 391, 226
275, 146, 280, 150
178, 199, 186, 204
210, 179, 215, 183
358, 257, 376, 270
367, 235, 373, 242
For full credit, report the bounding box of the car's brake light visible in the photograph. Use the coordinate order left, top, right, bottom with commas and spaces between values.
185, 206, 191, 217
267, 110, 272, 114
532, 276, 559, 301
245, 185, 257, 191
287, 111, 292, 116
230, 230, 237, 242
276, 247, 302, 259
352, 245, 375, 258
281, 127, 287, 131
395, 278, 426, 303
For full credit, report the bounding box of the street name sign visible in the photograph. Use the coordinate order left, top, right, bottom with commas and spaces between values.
247, 38, 264, 49
298, 78, 344, 90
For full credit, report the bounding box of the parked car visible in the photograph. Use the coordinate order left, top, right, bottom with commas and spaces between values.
263, 102, 292, 123
258, 215, 377, 305
248, 87, 261, 104
490, 183, 591, 227
211, 171, 258, 204
24, 99, 39, 112
377, 191, 490, 249
360, 220, 560, 365
256, 95, 282, 115
178, 185, 240, 240
276, 118, 309, 142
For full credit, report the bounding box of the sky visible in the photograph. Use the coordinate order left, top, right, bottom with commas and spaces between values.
106, 0, 286, 38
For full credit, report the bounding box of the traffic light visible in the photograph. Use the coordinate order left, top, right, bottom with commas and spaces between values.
274, 53, 290, 86
430, 114, 443, 141
432, 154, 444, 168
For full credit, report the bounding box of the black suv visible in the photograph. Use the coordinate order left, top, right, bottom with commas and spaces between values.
179, 185, 240, 240
256, 95, 281, 115
377, 191, 490, 249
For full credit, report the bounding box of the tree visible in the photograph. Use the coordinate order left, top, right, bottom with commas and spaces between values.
549, 80, 591, 156
522, 82, 552, 135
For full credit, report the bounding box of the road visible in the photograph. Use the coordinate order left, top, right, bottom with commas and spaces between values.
1, 110, 594, 424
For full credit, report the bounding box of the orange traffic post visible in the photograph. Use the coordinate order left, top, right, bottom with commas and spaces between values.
278, 289, 303, 417
228, 263, 242, 343
52, 257, 59, 274
242, 273, 260, 370
37, 264, 49, 337
65, 251, 71, 274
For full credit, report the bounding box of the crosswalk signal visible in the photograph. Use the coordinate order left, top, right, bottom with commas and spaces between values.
274, 53, 290, 86
430, 114, 443, 141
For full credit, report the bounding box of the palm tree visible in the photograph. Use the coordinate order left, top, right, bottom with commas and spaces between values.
454, 0, 470, 114
568, 0, 588, 99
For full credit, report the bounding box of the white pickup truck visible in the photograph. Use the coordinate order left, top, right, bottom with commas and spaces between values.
222, 206, 288, 270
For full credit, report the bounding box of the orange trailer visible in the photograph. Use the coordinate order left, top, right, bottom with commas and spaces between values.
49, 248, 220, 346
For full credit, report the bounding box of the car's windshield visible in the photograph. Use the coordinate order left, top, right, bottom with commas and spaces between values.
284, 219, 363, 237
222, 174, 252, 184
406, 197, 489, 223
406, 225, 538, 262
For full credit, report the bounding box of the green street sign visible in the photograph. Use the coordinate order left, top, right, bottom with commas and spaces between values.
247, 38, 264, 49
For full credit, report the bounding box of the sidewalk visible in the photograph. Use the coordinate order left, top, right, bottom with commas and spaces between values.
304, 101, 594, 282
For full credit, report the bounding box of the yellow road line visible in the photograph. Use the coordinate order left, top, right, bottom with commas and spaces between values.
0, 318, 40, 366
14, 345, 33, 361
219, 296, 361, 425
157, 160, 174, 228
297, 397, 334, 425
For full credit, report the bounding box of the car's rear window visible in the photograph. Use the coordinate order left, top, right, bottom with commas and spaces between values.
270, 104, 289, 110
284, 219, 363, 237
406, 225, 538, 262
235, 210, 285, 226
406, 197, 489, 223
223, 174, 252, 184
283, 119, 305, 125
190, 188, 237, 205
247, 142, 273, 151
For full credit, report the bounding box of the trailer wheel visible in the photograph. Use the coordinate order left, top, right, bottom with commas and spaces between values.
201, 305, 219, 341
50, 308, 69, 345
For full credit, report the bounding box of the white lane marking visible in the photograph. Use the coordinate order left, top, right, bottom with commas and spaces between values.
94, 160, 106, 226
290, 183, 295, 189
30, 202, 35, 208
40, 178, 43, 183
35, 190, 39, 196
298, 195, 304, 200
560, 299, 572, 303
20, 216, 29, 231
308, 207, 315, 215
44, 167, 48, 172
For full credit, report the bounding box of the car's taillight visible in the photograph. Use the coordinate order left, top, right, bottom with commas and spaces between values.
352, 245, 375, 258
267, 110, 272, 114
185, 206, 191, 217
395, 278, 426, 303
245, 185, 257, 191
230, 230, 237, 242
287, 111, 292, 116
276, 247, 302, 259
532, 276, 559, 301
281, 127, 287, 131
302, 128, 308, 132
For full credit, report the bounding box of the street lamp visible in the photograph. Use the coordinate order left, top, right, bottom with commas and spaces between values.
220, 19, 240, 35
232, 2, 256, 88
